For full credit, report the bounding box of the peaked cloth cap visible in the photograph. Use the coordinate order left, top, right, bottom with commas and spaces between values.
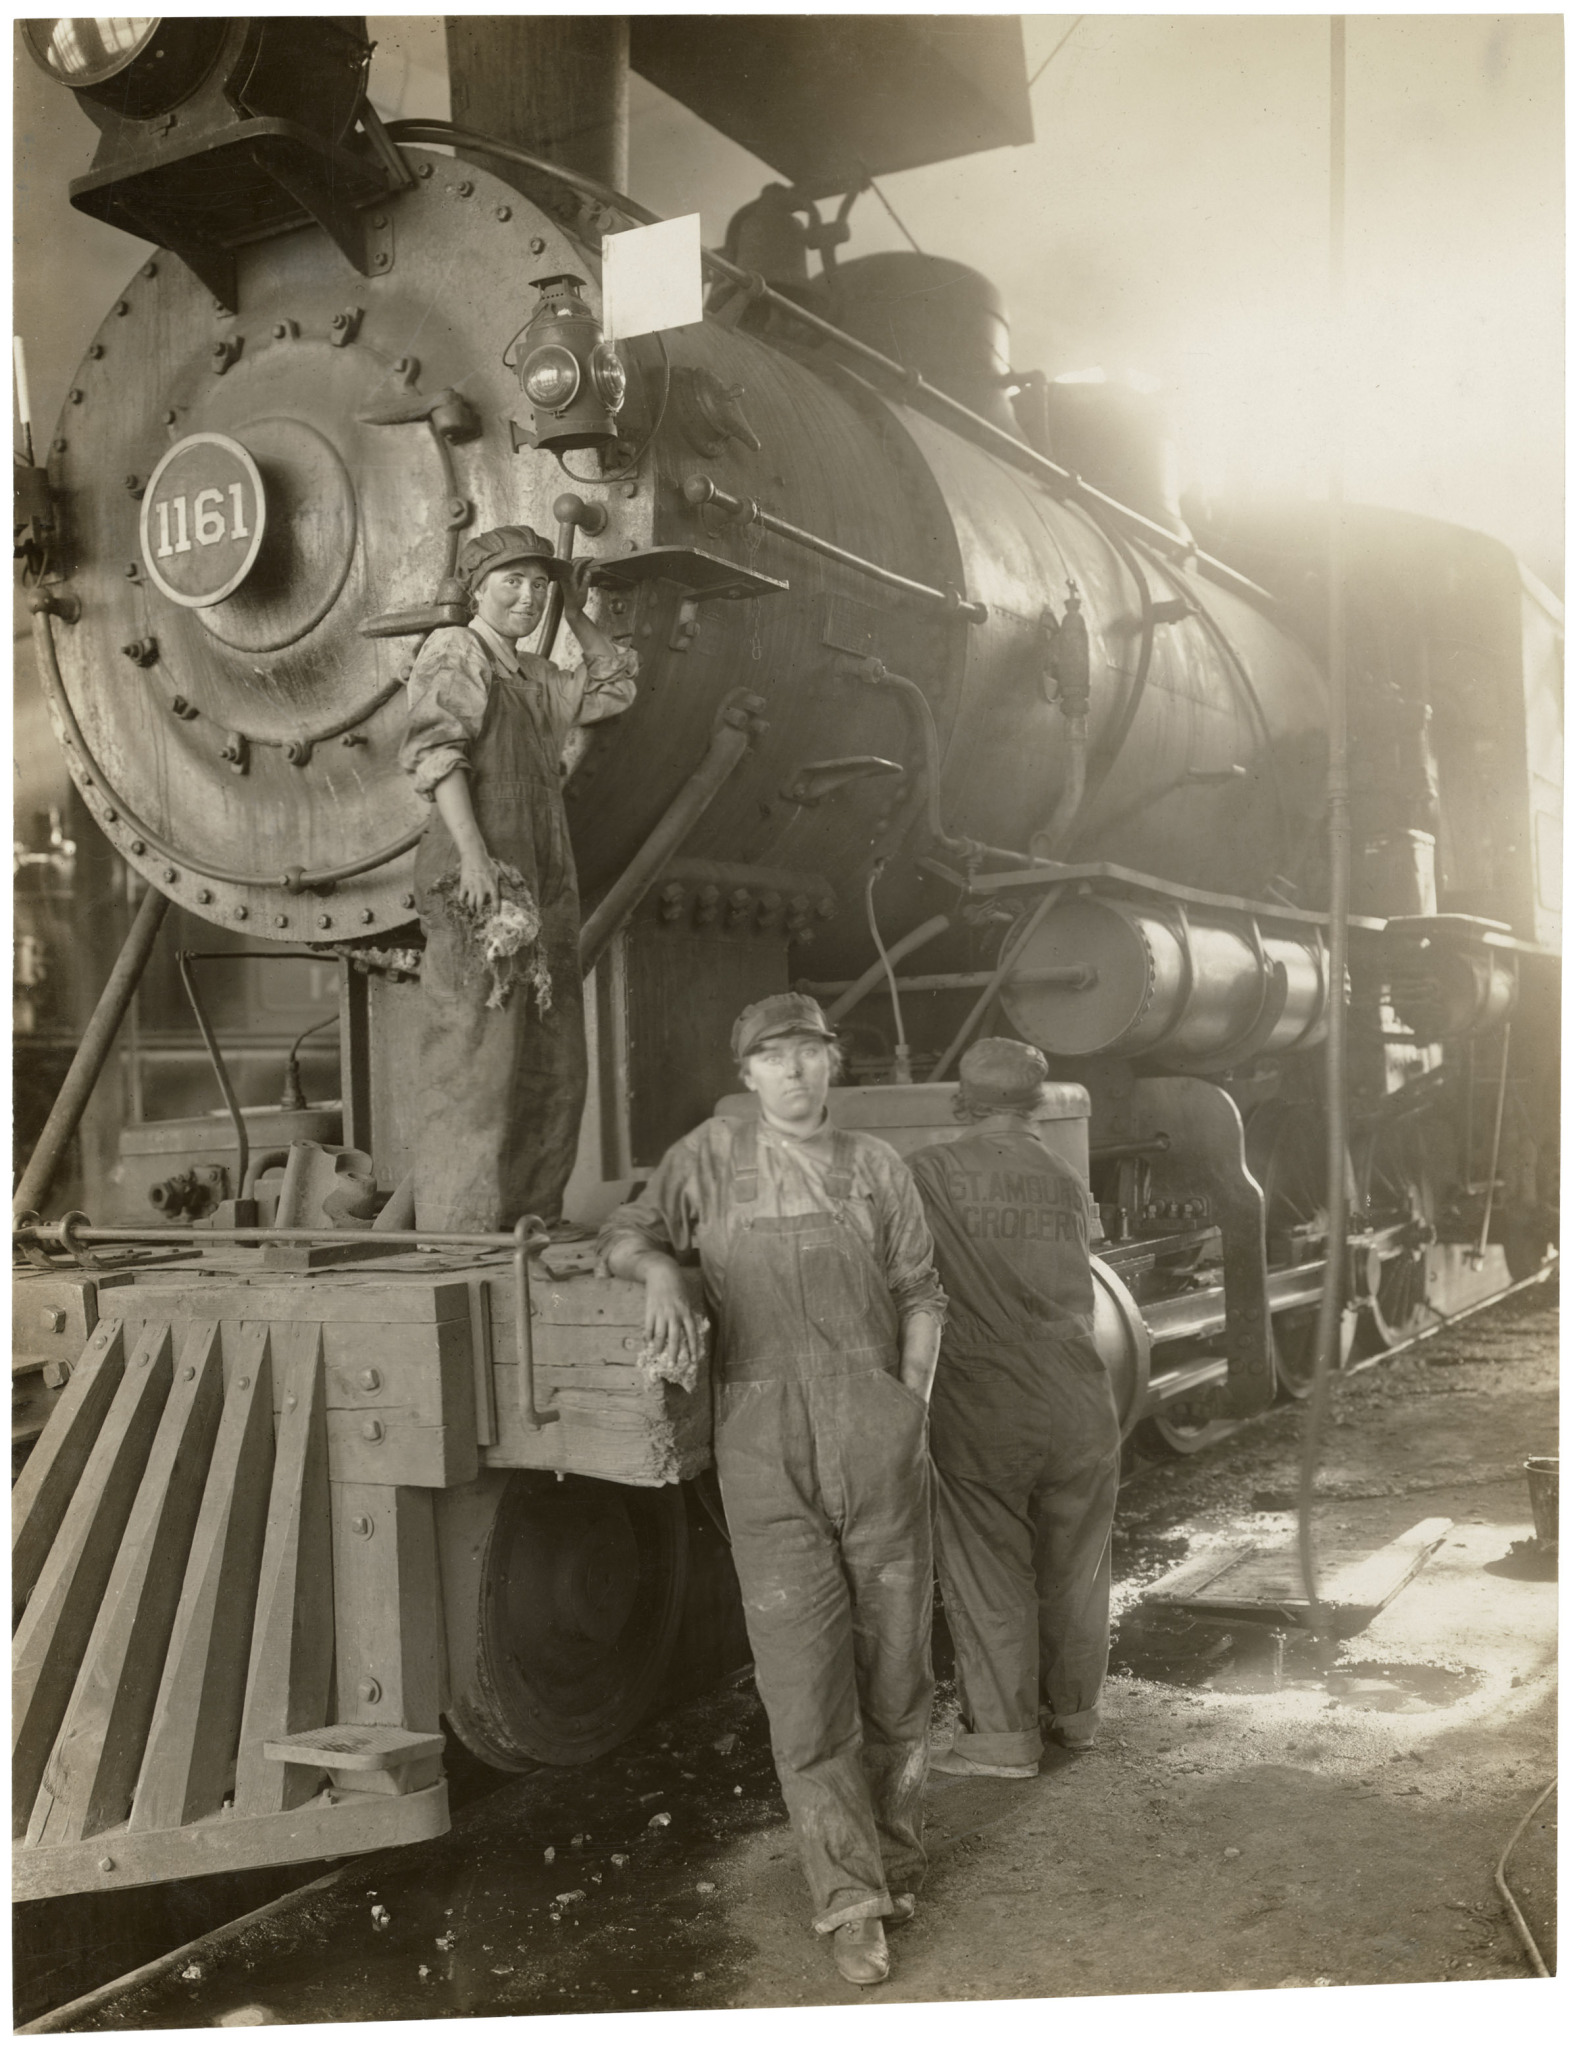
731, 992, 838, 1061
956, 1036, 1048, 1112
457, 524, 567, 594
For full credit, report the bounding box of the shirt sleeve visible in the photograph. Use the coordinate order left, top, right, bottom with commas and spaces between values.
532, 640, 640, 752
596, 1128, 705, 1270
399, 628, 491, 801
869, 1145, 949, 1326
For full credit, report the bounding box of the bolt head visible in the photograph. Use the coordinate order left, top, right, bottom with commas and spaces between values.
402, 893, 416, 910
360, 909, 376, 925
495, 205, 512, 221
41, 1308, 66, 1333
417, 162, 433, 179
317, 913, 333, 929
69, 388, 83, 404
456, 180, 474, 197
530, 236, 546, 254
197, 889, 213, 904
371, 214, 388, 230
162, 867, 177, 883
234, 905, 248, 920
142, 261, 158, 278
164, 410, 178, 426
115, 300, 130, 316
274, 914, 289, 928
52, 438, 67, 454
87, 343, 104, 359
43, 1360, 71, 1389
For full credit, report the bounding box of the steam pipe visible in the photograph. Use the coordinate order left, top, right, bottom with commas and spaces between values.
682, 474, 987, 621
12, 884, 170, 1221
579, 701, 761, 970
927, 885, 1066, 1082
822, 914, 952, 1022
177, 952, 251, 1196
841, 657, 1033, 868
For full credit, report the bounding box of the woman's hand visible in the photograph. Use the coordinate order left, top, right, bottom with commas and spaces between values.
643, 1259, 701, 1367
562, 557, 598, 615
456, 849, 499, 914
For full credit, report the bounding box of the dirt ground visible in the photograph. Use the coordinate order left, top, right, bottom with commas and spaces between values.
43, 1285, 1560, 2034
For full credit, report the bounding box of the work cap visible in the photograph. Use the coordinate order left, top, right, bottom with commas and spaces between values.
731, 992, 838, 1061
956, 1036, 1048, 1112
457, 524, 566, 594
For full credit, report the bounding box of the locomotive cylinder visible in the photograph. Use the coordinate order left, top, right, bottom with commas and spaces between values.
999, 893, 1329, 1066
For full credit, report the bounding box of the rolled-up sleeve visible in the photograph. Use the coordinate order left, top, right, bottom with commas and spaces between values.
873, 1154, 949, 1326
534, 641, 640, 751
400, 628, 491, 801
597, 1129, 704, 1271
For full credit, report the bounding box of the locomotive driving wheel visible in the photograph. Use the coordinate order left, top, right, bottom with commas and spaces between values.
1354, 1117, 1443, 1349
443, 1472, 689, 1770
1245, 1104, 1357, 1398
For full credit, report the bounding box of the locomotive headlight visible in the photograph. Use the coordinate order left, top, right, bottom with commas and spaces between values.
514, 273, 624, 455
589, 342, 628, 412
522, 345, 583, 414
22, 16, 228, 118
23, 17, 159, 87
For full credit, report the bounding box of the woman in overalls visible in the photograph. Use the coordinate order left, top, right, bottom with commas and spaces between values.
599, 993, 946, 1988
400, 525, 638, 1232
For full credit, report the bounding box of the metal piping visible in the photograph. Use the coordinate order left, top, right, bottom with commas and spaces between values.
12, 884, 170, 1222
823, 914, 952, 1022
176, 952, 251, 1196
579, 699, 761, 970
841, 657, 1032, 869
927, 885, 1066, 1082
682, 474, 987, 620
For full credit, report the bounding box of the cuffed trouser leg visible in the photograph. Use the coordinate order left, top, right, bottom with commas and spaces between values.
933, 1464, 1044, 1768
1032, 1445, 1120, 1737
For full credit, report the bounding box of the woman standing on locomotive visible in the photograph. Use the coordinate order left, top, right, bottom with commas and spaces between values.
400, 526, 638, 1232
599, 994, 946, 1989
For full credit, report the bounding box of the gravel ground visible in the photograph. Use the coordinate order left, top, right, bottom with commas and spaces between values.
40, 1285, 1560, 2039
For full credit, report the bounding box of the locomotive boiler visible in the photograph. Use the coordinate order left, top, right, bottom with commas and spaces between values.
12, 16, 1559, 1901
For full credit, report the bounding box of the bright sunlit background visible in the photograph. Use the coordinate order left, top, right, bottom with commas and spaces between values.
12, 12, 1564, 591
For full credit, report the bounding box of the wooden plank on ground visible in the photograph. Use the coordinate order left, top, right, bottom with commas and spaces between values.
232, 1326, 334, 1816
1136, 1518, 1454, 1630
27, 1323, 226, 1845
12, 1320, 129, 1622
11, 1324, 174, 1835
131, 1326, 276, 1833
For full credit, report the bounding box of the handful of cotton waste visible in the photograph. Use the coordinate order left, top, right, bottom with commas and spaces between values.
636, 1315, 711, 1392
437, 861, 553, 1014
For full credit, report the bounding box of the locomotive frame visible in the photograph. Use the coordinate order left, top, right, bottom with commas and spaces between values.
12, 16, 1560, 1902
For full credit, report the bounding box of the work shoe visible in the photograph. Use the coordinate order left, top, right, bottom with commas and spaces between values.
832, 1918, 890, 1986
929, 1742, 1037, 1780
1050, 1729, 1096, 1754
885, 1893, 916, 1924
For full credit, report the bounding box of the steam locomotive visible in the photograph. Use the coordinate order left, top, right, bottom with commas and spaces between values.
12, 17, 1559, 1901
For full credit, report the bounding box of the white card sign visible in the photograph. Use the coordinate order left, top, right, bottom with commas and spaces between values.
601, 215, 705, 342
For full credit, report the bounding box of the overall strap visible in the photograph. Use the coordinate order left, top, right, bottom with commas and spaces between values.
728, 1117, 760, 1208
823, 1126, 858, 1201
465, 625, 518, 679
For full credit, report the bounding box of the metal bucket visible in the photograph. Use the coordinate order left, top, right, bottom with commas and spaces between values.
1524, 1457, 1559, 1544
